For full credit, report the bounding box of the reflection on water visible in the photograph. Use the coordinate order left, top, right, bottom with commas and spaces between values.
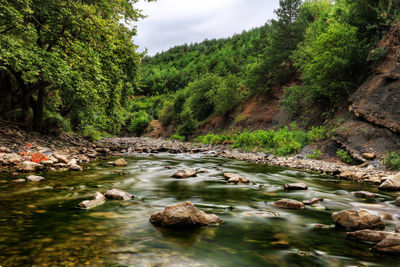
0, 153, 399, 266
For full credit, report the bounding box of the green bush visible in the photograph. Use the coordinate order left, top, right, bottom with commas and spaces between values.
307, 126, 327, 143
214, 75, 243, 115
177, 109, 197, 140
159, 101, 174, 127
170, 134, 186, 141
336, 149, 353, 164
306, 149, 322, 160
128, 110, 151, 136
384, 152, 400, 170
82, 125, 104, 142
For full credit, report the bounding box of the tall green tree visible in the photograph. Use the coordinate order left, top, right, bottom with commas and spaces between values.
0, 0, 150, 133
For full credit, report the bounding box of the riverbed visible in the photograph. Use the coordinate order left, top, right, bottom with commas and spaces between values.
0, 153, 399, 266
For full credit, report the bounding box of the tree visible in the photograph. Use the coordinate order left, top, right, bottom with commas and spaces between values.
0, 0, 150, 133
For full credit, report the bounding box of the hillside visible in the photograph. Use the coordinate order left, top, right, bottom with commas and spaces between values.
131, 0, 400, 166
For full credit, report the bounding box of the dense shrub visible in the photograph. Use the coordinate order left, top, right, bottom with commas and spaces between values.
177, 109, 198, 140
384, 152, 400, 170
170, 134, 186, 141
128, 111, 150, 136
336, 149, 353, 164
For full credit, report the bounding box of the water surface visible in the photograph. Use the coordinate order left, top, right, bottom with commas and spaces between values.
0, 153, 399, 266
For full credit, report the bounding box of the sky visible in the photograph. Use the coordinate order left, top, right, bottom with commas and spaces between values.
133, 0, 280, 55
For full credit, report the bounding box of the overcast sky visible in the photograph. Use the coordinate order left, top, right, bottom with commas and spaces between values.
133, 0, 280, 55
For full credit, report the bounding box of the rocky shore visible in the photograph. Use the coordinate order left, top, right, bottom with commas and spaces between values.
0, 123, 396, 189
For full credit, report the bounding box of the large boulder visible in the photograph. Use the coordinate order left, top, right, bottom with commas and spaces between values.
332, 209, 385, 230
104, 189, 134, 200
78, 192, 106, 209
149, 201, 222, 226
333, 120, 400, 161
53, 152, 69, 163
284, 183, 308, 190
274, 199, 305, 210
379, 172, 400, 191
172, 169, 197, 179
349, 24, 400, 134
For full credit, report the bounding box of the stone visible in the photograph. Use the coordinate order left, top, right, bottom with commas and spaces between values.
40, 160, 54, 165
223, 172, 250, 183
69, 163, 83, 171
172, 169, 197, 179
303, 198, 321, 205
104, 189, 134, 200
284, 183, 308, 190
149, 201, 222, 226
274, 199, 305, 210
78, 192, 106, 209
354, 191, 375, 198
0, 146, 11, 153
331, 209, 385, 230
53, 153, 69, 163
375, 238, 400, 254
362, 153, 376, 160
346, 229, 400, 243
26, 175, 45, 182
397, 197, 400, 207
379, 172, 400, 191
114, 158, 127, 166
17, 161, 43, 172
13, 179, 26, 183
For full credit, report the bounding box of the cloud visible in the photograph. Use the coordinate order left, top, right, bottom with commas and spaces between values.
133, 0, 280, 55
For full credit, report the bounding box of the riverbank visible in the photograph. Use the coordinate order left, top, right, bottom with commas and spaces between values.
0, 122, 395, 187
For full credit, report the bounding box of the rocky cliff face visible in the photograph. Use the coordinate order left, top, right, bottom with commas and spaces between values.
350, 24, 400, 133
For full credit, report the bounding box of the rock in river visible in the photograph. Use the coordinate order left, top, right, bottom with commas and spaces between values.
172, 169, 197, 179
284, 183, 308, 190
78, 192, 106, 209
274, 199, 305, 210
354, 191, 375, 198
332, 209, 385, 230
26, 175, 45, 182
104, 189, 134, 200
375, 237, 400, 254
346, 229, 400, 243
223, 173, 250, 183
149, 201, 222, 226
17, 161, 43, 172
379, 172, 400, 191
114, 158, 127, 166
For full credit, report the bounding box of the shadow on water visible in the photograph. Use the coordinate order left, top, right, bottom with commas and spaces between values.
0, 153, 399, 266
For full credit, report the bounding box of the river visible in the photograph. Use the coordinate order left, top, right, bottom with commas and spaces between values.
0, 153, 399, 266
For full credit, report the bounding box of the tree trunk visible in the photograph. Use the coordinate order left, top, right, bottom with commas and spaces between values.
32, 86, 46, 131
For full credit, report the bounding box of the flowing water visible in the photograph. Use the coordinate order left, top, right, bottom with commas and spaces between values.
0, 153, 400, 266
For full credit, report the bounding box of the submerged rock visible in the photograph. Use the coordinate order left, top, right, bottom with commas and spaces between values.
78, 192, 106, 209
379, 172, 400, 191
284, 183, 308, 190
346, 229, 400, 243
149, 201, 222, 226
26, 175, 45, 182
274, 199, 305, 210
223, 172, 250, 183
68, 163, 83, 171
172, 169, 197, 179
331, 209, 385, 230
354, 191, 375, 198
303, 198, 322, 205
375, 237, 400, 254
104, 189, 134, 200
13, 179, 26, 183
114, 158, 127, 166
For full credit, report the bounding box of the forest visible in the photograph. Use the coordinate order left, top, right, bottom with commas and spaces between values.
1, 0, 400, 143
